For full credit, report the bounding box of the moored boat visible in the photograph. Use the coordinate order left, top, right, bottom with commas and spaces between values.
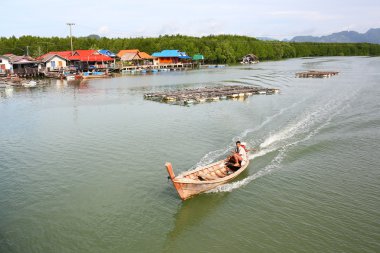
166, 154, 250, 200
82, 71, 110, 79
66, 74, 82, 81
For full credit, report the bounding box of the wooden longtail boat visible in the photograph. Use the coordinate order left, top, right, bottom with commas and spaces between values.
81, 71, 110, 79
166, 158, 249, 200
66, 74, 82, 81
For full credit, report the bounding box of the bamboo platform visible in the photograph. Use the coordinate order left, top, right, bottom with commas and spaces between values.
296, 71, 339, 78
144, 85, 279, 105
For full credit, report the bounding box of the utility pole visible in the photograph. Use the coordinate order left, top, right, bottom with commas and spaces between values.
66, 22, 75, 55
26, 46, 30, 56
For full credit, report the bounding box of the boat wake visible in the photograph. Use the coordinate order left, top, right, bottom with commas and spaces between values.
191, 98, 306, 170
207, 89, 359, 193
233, 97, 307, 143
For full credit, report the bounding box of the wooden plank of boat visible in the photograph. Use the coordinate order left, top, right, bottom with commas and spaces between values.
81, 72, 111, 79
166, 158, 250, 200
82, 74, 109, 79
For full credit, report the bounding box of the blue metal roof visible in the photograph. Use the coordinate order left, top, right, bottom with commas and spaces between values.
179, 52, 191, 59
98, 49, 116, 57
151, 50, 190, 59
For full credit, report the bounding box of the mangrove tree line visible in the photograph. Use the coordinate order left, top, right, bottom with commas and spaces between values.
1, 34, 380, 63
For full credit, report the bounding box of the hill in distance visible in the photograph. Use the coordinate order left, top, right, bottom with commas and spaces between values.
85, 29, 380, 44
290, 28, 380, 44
256, 37, 279, 41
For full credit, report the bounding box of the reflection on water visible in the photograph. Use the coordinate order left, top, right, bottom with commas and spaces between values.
163, 194, 227, 250
0, 86, 13, 98
0, 79, 91, 98
164, 169, 248, 250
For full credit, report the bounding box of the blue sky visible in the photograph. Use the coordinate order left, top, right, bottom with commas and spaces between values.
1, 0, 379, 39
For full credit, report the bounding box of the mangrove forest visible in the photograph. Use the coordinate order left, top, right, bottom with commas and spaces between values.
1, 34, 380, 63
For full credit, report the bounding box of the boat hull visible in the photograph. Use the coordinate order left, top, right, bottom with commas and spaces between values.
81, 71, 110, 79
166, 158, 249, 200
66, 75, 82, 81
82, 75, 109, 79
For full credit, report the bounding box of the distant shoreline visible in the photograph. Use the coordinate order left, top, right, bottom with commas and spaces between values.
1, 35, 380, 64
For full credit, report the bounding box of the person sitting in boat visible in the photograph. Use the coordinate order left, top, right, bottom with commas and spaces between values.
225, 141, 248, 173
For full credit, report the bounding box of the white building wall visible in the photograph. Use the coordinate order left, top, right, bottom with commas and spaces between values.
46, 56, 67, 69
0, 57, 12, 72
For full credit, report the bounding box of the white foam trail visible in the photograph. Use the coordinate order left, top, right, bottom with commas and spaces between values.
234, 97, 307, 142
191, 98, 306, 170
259, 111, 314, 149
208, 121, 328, 193
207, 90, 357, 193
257, 90, 355, 151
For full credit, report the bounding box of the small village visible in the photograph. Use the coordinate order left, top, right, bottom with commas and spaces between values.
0, 42, 268, 87
0, 48, 217, 86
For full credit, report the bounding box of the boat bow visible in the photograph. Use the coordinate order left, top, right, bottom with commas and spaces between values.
165, 157, 249, 200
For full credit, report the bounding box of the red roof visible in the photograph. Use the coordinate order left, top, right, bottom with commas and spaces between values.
73, 50, 97, 56
51, 51, 73, 58
69, 55, 114, 62
37, 50, 113, 62
70, 50, 113, 62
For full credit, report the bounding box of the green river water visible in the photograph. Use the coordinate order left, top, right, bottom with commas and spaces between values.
0, 56, 379, 252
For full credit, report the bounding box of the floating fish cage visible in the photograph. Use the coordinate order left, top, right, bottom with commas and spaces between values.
296, 71, 339, 78
143, 85, 280, 106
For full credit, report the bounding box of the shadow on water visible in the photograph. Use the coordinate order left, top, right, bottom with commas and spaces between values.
162, 169, 249, 252
162, 194, 228, 252
67, 80, 89, 89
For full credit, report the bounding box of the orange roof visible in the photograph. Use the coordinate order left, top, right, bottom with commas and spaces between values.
117, 49, 139, 58
138, 52, 153, 59
120, 52, 137, 61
